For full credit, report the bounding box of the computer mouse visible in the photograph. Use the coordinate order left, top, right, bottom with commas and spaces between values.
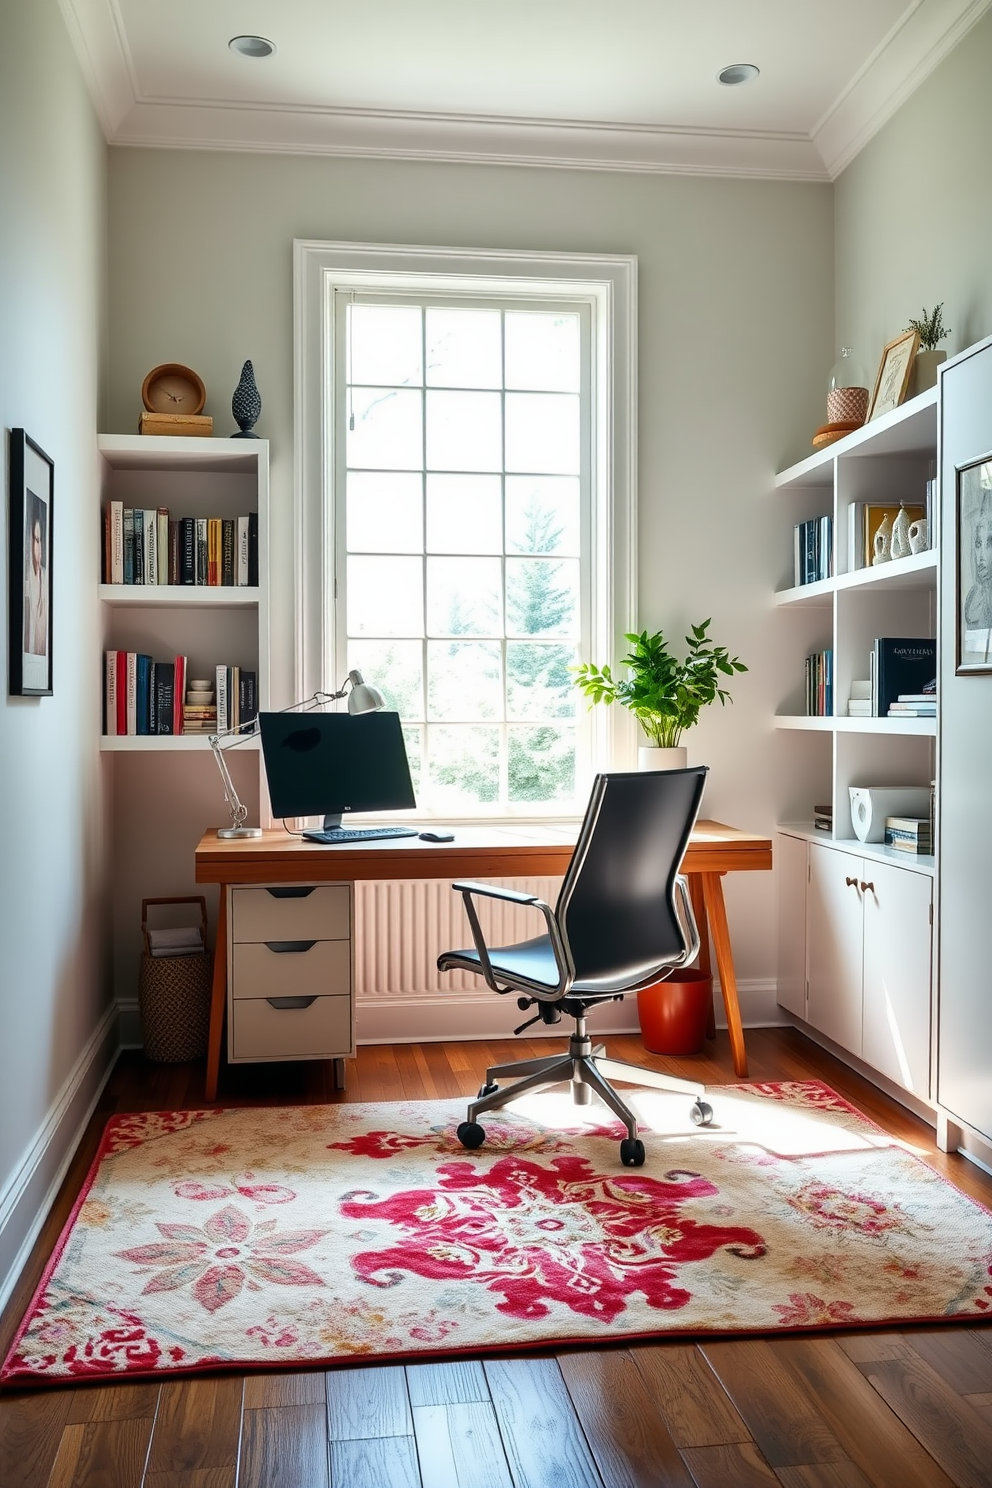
419, 830, 454, 842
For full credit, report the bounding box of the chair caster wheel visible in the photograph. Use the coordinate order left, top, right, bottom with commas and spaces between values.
457, 1121, 486, 1150
690, 1100, 713, 1127
477, 1082, 499, 1099
619, 1137, 645, 1167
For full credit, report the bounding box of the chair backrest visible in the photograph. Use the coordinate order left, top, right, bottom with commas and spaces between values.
556, 766, 708, 991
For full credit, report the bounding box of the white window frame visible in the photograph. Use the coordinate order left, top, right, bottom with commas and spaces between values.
294, 240, 637, 818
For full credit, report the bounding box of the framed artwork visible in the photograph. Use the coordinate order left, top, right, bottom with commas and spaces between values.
866, 329, 920, 423
957, 457, 992, 673
8, 429, 54, 696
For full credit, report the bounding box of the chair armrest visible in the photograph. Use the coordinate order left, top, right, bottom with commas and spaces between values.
451, 880, 540, 906
673, 874, 701, 967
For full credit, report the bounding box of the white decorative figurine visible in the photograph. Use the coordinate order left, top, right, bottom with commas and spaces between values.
872, 512, 892, 564
908, 517, 929, 554
890, 506, 913, 560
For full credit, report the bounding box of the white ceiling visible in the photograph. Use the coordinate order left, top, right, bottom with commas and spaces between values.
61, 0, 989, 180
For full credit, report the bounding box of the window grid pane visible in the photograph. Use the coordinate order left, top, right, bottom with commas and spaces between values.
342, 300, 584, 813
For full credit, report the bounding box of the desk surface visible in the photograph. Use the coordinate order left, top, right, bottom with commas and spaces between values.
194, 819, 772, 885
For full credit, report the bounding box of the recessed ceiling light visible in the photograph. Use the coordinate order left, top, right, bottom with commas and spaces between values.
718, 63, 760, 86
229, 35, 275, 59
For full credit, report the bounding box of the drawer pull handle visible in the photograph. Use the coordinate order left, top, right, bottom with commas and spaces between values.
265, 940, 317, 954
845, 876, 859, 888
860, 880, 875, 894
266, 886, 316, 899
266, 996, 318, 1010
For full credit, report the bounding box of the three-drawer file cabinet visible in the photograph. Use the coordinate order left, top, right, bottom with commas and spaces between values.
227, 883, 353, 1084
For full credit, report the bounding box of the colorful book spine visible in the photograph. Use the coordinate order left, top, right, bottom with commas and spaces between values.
248, 512, 258, 587
132, 509, 144, 584
168, 520, 180, 585
109, 502, 124, 584
215, 664, 228, 734
155, 662, 175, 734
143, 509, 157, 584
221, 519, 235, 586
125, 652, 138, 734
156, 508, 169, 585
123, 508, 135, 585
237, 515, 249, 586
196, 518, 208, 584
179, 517, 196, 585
172, 655, 186, 736
104, 650, 118, 735
135, 654, 153, 734
116, 651, 128, 735
207, 519, 221, 585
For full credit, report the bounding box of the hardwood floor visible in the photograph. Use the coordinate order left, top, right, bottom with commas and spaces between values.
3, 1026, 992, 1488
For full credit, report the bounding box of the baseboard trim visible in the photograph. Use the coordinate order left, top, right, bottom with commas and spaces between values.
117, 997, 142, 1049
0, 1005, 120, 1316
779, 1012, 936, 1128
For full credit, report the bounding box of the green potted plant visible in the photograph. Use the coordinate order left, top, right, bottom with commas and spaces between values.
573, 620, 747, 769
906, 303, 951, 395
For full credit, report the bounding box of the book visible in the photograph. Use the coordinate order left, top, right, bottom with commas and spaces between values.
173, 655, 186, 736
237, 515, 249, 586
886, 816, 930, 835
149, 660, 158, 734
168, 520, 180, 585
887, 706, 937, 717
155, 662, 175, 735
105, 650, 118, 735
248, 511, 258, 587
123, 508, 135, 584
207, 518, 222, 585
221, 518, 235, 586
135, 654, 153, 734
216, 664, 228, 734
125, 652, 138, 734
143, 508, 157, 584
109, 502, 124, 584
897, 689, 937, 701
239, 669, 256, 731
872, 637, 936, 717
116, 651, 128, 735
196, 518, 208, 584
133, 508, 144, 583
156, 508, 169, 585
847, 502, 865, 570
179, 517, 196, 585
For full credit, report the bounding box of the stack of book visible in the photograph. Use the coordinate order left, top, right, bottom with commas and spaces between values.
813, 802, 832, 832
793, 515, 833, 586
103, 503, 259, 588
870, 638, 936, 716
884, 816, 932, 855
888, 686, 937, 719
215, 665, 257, 735
104, 652, 187, 735
182, 679, 217, 735
805, 649, 833, 716
847, 680, 871, 717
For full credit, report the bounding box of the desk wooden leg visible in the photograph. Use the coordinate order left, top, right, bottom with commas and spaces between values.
687, 873, 716, 1040
205, 885, 228, 1102
700, 871, 748, 1078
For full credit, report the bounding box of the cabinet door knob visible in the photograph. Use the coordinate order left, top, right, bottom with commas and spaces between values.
845, 876, 859, 888
860, 881, 874, 894
264, 939, 317, 954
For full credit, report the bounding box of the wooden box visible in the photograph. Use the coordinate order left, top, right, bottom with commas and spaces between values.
138, 412, 214, 437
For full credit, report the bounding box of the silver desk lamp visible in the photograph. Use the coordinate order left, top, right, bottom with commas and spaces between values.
209, 669, 385, 839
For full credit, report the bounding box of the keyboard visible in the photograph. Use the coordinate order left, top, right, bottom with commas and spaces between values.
302, 825, 420, 844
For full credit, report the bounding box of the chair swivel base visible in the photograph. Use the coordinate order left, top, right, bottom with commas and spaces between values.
456, 1026, 713, 1167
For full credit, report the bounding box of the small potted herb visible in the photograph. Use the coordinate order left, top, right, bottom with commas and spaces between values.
573, 621, 747, 769
906, 304, 951, 395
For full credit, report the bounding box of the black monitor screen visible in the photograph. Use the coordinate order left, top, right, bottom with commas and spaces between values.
258, 710, 416, 822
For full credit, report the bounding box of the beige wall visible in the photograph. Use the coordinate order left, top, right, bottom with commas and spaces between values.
106, 149, 834, 1019
836, 6, 992, 378
0, 0, 108, 1301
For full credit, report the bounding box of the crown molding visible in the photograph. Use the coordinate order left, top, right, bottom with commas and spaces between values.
813, 0, 992, 179
60, 0, 990, 182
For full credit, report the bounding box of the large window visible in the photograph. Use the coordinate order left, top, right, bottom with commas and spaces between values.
295, 243, 636, 819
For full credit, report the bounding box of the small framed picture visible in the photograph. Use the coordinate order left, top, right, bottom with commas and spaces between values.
866, 329, 920, 423
8, 429, 54, 696
957, 457, 992, 673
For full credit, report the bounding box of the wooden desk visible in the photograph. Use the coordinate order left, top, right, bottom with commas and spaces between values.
195, 819, 772, 1099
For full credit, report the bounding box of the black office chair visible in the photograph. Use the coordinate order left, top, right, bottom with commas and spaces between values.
437, 766, 713, 1167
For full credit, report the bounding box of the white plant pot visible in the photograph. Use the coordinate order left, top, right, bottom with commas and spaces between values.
637, 745, 688, 771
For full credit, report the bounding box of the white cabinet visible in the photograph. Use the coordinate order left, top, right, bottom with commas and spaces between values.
227, 884, 354, 1071
781, 834, 932, 1099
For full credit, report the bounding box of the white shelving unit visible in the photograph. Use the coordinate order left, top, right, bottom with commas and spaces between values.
773, 389, 938, 1104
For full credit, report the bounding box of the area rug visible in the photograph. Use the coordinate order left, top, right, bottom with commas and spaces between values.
3, 1081, 992, 1385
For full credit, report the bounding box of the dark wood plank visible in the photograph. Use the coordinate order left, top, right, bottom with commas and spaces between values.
631, 1342, 753, 1447
45, 1416, 155, 1488
0, 1389, 76, 1488
145, 1376, 243, 1473
412, 1401, 513, 1488
484, 1356, 604, 1488
905, 1329, 992, 1395
679, 1441, 782, 1487
66, 1381, 160, 1423
326, 1364, 412, 1440
700, 1340, 849, 1469
835, 1334, 915, 1364
243, 1370, 325, 1407
329, 1435, 421, 1488
558, 1348, 695, 1488
145, 1470, 237, 1488
771, 1335, 957, 1488
857, 1353, 992, 1488
239, 1403, 330, 1488
775, 1465, 874, 1487
406, 1360, 490, 1407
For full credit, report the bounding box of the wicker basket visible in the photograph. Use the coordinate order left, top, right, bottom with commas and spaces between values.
138, 897, 212, 1062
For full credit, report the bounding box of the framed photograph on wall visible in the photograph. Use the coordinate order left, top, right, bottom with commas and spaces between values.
866, 329, 920, 422
8, 429, 54, 696
957, 457, 992, 672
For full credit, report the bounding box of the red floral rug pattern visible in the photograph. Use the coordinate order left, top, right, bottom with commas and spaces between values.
3, 1081, 991, 1384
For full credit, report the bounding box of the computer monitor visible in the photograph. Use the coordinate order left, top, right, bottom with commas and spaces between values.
258, 710, 416, 834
